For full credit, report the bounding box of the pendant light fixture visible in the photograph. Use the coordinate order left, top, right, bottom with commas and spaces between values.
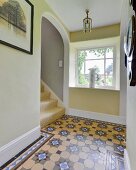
83, 9, 92, 33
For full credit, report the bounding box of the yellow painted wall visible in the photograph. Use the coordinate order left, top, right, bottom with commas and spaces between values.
70, 24, 120, 42
69, 88, 120, 116
0, 0, 69, 148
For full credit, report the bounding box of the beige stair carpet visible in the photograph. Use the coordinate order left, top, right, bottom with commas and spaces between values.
40, 83, 65, 128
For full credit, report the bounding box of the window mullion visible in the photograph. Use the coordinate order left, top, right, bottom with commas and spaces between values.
104, 51, 106, 86
84, 61, 86, 76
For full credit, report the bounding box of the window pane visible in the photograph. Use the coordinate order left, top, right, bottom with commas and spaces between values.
78, 74, 89, 86
105, 47, 114, 58
80, 62, 84, 74
105, 59, 113, 86
105, 59, 113, 76
95, 74, 105, 87
106, 76, 113, 86
85, 60, 104, 74
86, 48, 105, 59
77, 50, 88, 85
85, 60, 105, 87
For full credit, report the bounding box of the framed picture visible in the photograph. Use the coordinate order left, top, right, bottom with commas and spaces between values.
124, 15, 135, 57
0, 0, 34, 54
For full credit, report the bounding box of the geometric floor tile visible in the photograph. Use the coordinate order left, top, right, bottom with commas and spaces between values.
1, 132, 53, 170
106, 151, 125, 170
2, 115, 126, 170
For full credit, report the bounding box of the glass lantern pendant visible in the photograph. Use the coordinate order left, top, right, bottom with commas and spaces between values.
83, 9, 92, 33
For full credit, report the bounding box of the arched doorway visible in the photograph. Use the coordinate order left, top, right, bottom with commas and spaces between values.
40, 12, 69, 111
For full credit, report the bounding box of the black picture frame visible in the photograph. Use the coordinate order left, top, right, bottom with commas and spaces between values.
0, 0, 34, 55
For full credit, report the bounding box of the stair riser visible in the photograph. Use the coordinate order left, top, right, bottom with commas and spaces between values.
40, 109, 65, 128
41, 85, 50, 94
40, 101, 58, 111
40, 93, 50, 101
41, 85, 44, 92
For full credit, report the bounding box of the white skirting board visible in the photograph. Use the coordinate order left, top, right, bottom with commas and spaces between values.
68, 108, 126, 125
124, 149, 131, 170
0, 126, 40, 167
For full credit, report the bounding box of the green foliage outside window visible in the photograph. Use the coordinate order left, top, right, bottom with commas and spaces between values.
77, 47, 114, 87
77, 51, 88, 85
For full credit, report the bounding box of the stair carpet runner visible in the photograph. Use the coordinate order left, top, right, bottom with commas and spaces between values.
40, 84, 65, 128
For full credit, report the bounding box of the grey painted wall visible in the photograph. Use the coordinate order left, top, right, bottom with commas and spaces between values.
41, 18, 64, 100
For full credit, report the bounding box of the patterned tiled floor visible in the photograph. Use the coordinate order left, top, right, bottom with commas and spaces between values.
4, 115, 126, 170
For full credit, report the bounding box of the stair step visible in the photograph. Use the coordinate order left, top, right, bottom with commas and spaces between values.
41, 83, 50, 94
40, 107, 65, 128
40, 82, 65, 128
41, 84, 44, 92
40, 92, 50, 101
40, 99, 58, 111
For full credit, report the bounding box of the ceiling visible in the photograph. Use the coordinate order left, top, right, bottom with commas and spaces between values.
45, 0, 123, 32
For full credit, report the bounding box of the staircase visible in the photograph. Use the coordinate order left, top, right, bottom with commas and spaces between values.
40, 82, 65, 128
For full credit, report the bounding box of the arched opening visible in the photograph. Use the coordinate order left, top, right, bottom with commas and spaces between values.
40, 12, 69, 111
41, 17, 64, 100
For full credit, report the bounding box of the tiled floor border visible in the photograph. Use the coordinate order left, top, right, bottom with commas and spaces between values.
0, 132, 53, 170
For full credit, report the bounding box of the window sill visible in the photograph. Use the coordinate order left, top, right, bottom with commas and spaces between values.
69, 86, 120, 91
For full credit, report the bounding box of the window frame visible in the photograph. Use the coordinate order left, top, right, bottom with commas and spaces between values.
76, 45, 117, 89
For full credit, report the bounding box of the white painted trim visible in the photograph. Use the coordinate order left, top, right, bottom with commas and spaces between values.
0, 126, 40, 167
68, 108, 126, 125
41, 80, 64, 107
41, 12, 70, 113
124, 149, 131, 170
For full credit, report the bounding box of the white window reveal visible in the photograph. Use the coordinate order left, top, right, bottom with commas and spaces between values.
76, 47, 116, 89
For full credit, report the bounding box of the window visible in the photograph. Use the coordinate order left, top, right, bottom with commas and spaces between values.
76, 47, 115, 89
69, 37, 120, 90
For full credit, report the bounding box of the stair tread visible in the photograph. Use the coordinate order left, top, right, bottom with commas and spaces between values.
41, 99, 57, 104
